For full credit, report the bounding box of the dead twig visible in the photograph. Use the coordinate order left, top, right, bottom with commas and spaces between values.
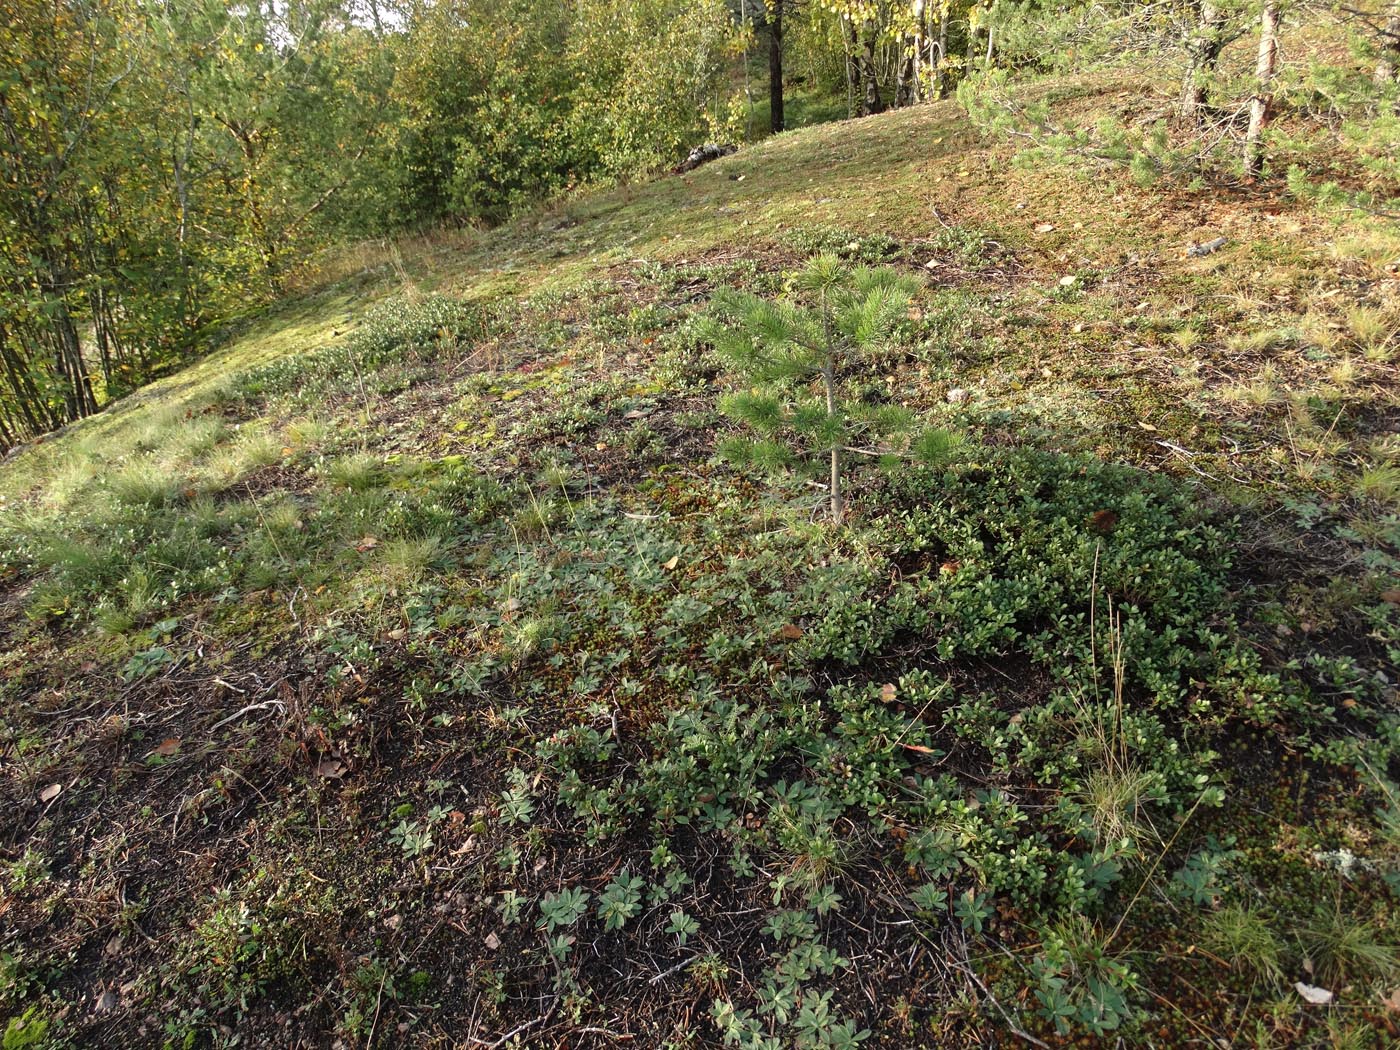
946, 946, 1051, 1049
466, 991, 561, 1049
209, 697, 286, 732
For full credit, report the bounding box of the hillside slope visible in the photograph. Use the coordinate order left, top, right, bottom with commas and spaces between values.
2, 88, 1399, 1049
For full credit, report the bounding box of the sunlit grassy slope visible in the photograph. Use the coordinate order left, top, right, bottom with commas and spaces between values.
2, 76, 1399, 1050
9, 73, 1393, 507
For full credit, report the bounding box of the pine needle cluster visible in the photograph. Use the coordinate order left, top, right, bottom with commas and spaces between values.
704, 253, 959, 522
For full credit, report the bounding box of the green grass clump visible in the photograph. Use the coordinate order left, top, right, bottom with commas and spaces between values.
1203, 904, 1286, 985
228, 294, 486, 409
109, 463, 185, 508
1293, 894, 1398, 987
324, 454, 386, 493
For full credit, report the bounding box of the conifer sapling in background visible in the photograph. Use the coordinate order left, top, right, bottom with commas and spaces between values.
704, 253, 961, 523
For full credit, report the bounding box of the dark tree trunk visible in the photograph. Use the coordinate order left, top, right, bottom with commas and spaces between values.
51, 306, 97, 420
844, 17, 860, 116
0, 326, 47, 437
1377, 8, 1400, 90
1179, 0, 1226, 125
860, 24, 884, 115
768, 0, 784, 133
896, 48, 916, 107
936, 12, 949, 98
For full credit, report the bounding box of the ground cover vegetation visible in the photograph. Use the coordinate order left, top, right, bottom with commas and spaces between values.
1, 0, 1399, 1048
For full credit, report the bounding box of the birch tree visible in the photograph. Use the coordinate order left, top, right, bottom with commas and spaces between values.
1244, 0, 1281, 177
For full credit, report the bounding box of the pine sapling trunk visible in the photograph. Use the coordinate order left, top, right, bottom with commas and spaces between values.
824, 359, 842, 523
821, 291, 843, 524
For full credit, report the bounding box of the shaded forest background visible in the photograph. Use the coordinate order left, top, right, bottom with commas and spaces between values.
1, 0, 1397, 450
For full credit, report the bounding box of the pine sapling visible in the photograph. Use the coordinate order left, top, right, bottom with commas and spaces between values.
704, 253, 958, 522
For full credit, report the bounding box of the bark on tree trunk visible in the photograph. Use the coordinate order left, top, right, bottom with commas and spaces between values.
913, 5, 925, 103
1376, 8, 1400, 88
844, 18, 859, 118
896, 48, 916, 107
936, 12, 949, 98
1244, 1, 1280, 178
860, 24, 885, 115
768, 0, 784, 133
1179, 0, 1226, 125
44, 311, 95, 421
0, 327, 46, 437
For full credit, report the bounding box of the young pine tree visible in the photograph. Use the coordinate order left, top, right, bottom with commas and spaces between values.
705, 254, 959, 523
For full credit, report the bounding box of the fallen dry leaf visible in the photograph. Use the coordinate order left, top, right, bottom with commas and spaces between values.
900, 743, 938, 755
316, 757, 346, 780
1089, 509, 1119, 534
1383, 986, 1400, 1014
662, 555, 680, 571
484, 932, 501, 951
1034, 222, 1055, 233
154, 738, 181, 757
38, 783, 62, 803
1381, 590, 1400, 605
777, 624, 803, 641
879, 683, 898, 703
354, 536, 379, 552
